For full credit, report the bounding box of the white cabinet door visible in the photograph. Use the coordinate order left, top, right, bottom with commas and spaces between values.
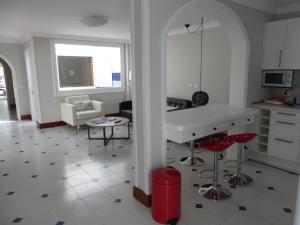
262, 20, 287, 69
285, 18, 300, 69
268, 135, 299, 162
270, 119, 300, 140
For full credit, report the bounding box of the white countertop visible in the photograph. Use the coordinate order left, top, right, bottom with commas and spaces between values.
166, 104, 257, 131
252, 102, 300, 112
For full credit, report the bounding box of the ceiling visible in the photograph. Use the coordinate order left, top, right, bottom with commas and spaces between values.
265, 0, 299, 7
0, 0, 299, 43
0, 0, 130, 43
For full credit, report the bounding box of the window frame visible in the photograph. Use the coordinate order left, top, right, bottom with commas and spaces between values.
50, 39, 125, 97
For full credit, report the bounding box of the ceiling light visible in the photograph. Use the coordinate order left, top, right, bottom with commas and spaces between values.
80, 15, 108, 27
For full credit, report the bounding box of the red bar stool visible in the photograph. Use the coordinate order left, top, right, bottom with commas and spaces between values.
224, 133, 257, 187
199, 137, 236, 200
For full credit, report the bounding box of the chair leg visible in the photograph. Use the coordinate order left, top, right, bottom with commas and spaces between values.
179, 140, 204, 167
199, 152, 231, 200
224, 144, 253, 187
77, 125, 80, 133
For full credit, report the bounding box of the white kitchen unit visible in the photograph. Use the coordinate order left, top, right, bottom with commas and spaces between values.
262, 17, 300, 70
250, 103, 300, 173
166, 104, 257, 144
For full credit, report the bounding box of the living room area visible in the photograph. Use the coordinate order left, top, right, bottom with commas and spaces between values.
1, 0, 300, 225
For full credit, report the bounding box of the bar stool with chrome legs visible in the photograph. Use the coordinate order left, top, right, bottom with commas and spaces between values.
224, 133, 257, 187
198, 137, 236, 200
179, 140, 204, 167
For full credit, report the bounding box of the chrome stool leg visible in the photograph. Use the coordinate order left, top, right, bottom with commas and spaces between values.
180, 140, 204, 167
199, 152, 231, 200
224, 144, 253, 187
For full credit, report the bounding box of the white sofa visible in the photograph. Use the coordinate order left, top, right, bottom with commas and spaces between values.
60, 95, 104, 131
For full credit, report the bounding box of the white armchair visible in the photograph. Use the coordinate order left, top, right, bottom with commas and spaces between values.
60, 95, 104, 131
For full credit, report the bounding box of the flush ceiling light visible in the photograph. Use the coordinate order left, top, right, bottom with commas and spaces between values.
80, 15, 108, 27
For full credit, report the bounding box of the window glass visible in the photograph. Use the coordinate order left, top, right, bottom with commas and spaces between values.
55, 43, 122, 89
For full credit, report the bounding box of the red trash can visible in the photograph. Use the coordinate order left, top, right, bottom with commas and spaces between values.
152, 168, 181, 224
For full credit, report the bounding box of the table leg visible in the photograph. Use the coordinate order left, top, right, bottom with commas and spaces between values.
127, 122, 130, 139
88, 126, 91, 140
103, 127, 107, 146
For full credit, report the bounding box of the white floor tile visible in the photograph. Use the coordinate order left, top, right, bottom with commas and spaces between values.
0, 120, 298, 225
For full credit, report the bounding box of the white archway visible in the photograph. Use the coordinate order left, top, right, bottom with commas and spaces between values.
162, 0, 250, 108
0, 54, 21, 120
130, 0, 250, 200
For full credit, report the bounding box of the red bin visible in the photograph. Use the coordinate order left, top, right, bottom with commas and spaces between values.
152, 168, 181, 224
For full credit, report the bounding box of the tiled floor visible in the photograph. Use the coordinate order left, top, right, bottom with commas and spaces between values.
0, 120, 298, 225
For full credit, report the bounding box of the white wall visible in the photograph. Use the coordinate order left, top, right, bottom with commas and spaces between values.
216, 0, 275, 104
167, 27, 231, 104
0, 43, 30, 118
32, 37, 126, 123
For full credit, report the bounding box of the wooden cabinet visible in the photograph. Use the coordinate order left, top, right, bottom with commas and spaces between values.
262, 18, 300, 70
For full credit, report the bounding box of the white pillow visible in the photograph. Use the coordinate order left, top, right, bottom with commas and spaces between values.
74, 100, 93, 111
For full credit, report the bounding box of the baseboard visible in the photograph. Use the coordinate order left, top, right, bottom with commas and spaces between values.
133, 186, 151, 208
37, 121, 66, 129
105, 113, 120, 117
21, 114, 32, 120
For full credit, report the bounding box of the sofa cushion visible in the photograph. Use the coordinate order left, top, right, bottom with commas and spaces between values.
65, 95, 89, 105
167, 97, 192, 110
74, 100, 93, 111
76, 110, 102, 120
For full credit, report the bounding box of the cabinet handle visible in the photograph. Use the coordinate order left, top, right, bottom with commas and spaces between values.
276, 121, 295, 126
274, 138, 293, 144
278, 50, 283, 68
277, 112, 296, 116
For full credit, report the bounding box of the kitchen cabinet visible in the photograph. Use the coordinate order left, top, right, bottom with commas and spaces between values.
285, 18, 300, 69
262, 20, 287, 69
254, 105, 300, 162
262, 18, 300, 70
268, 135, 299, 161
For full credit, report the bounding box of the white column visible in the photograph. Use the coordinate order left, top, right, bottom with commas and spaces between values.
131, 0, 166, 195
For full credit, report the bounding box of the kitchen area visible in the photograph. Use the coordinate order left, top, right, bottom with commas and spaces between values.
250, 17, 300, 173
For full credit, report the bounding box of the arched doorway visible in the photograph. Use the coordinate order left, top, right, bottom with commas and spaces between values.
0, 57, 17, 121
162, 0, 250, 162
162, 0, 250, 108
131, 0, 250, 197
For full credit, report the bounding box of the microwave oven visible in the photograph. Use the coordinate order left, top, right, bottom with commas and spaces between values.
262, 70, 294, 88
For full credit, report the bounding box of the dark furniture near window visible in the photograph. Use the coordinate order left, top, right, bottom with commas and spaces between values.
166, 97, 193, 111
119, 98, 193, 122
119, 100, 133, 122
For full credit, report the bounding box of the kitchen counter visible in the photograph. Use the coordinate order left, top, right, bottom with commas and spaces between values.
252, 102, 300, 112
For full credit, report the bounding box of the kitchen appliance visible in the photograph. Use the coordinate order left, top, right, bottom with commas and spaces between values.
262, 70, 294, 88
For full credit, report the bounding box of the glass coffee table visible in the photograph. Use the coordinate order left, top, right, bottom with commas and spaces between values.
86, 117, 130, 146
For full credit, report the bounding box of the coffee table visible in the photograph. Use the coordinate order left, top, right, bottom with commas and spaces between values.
86, 117, 130, 146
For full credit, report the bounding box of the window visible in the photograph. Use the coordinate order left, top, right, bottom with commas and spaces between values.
52, 40, 125, 96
